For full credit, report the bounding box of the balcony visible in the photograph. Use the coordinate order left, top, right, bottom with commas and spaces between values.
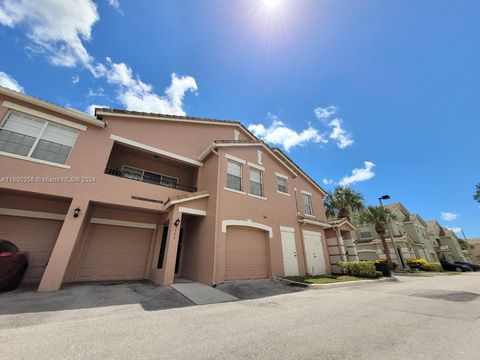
105, 143, 198, 193
105, 167, 197, 192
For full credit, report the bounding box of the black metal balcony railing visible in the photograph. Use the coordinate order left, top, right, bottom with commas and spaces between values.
105, 167, 197, 193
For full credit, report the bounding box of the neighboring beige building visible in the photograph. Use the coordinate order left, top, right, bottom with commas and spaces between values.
467, 238, 480, 264
354, 203, 440, 268
425, 221, 466, 263
0, 86, 358, 292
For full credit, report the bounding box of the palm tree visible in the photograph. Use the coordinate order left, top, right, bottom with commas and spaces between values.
324, 186, 365, 222
359, 206, 397, 266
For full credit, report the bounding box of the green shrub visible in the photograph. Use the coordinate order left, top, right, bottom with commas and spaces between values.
338, 261, 382, 278
406, 258, 443, 272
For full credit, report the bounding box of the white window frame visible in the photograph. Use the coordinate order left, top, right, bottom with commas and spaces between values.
302, 192, 314, 216
276, 175, 288, 195
226, 160, 243, 192
249, 166, 264, 197
0, 110, 79, 167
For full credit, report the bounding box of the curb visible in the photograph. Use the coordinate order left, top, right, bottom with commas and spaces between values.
275, 276, 398, 290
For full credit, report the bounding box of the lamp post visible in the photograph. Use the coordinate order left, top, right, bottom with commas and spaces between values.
378, 195, 404, 270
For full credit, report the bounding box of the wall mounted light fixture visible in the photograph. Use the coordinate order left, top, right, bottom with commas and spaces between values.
174, 219, 180, 227
73, 207, 81, 218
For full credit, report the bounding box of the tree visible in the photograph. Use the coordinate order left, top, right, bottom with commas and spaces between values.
474, 183, 480, 203
324, 186, 365, 222
359, 206, 397, 266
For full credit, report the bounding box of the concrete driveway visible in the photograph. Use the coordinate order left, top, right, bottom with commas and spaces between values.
1, 274, 480, 359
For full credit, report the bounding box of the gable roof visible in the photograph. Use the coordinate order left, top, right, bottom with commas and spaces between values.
426, 220, 447, 236
385, 202, 411, 218
408, 213, 428, 228
96, 108, 328, 196
197, 140, 298, 177
271, 147, 327, 196
0, 86, 105, 127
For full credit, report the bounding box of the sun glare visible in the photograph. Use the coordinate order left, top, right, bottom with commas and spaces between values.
263, 0, 283, 9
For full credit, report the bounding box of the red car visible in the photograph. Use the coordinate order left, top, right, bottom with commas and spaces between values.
0, 240, 29, 292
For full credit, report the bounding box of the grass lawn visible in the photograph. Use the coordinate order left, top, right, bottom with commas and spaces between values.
285, 275, 363, 284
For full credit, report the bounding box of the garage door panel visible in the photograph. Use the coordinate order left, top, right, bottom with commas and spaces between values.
0, 215, 62, 283
225, 226, 269, 281
76, 224, 153, 282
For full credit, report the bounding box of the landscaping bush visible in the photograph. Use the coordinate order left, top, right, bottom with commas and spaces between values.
338, 261, 382, 278
406, 258, 443, 272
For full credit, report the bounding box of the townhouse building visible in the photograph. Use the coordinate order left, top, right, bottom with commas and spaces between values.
0, 86, 355, 292
354, 203, 438, 267
425, 221, 466, 263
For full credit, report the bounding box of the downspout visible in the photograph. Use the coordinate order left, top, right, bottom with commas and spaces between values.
211, 148, 220, 286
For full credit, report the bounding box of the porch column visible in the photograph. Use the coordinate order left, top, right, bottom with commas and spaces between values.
38, 198, 90, 292
159, 206, 182, 286
335, 228, 348, 262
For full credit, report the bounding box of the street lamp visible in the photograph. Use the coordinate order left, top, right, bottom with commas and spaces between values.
378, 194, 404, 270
378, 195, 390, 206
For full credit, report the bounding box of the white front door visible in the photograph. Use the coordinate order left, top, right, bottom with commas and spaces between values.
303, 230, 326, 275
280, 227, 299, 276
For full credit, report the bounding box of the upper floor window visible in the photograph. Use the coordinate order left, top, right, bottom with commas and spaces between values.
227, 160, 242, 191
277, 176, 287, 193
360, 231, 372, 239
303, 193, 314, 216
249, 167, 264, 197
0, 110, 78, 165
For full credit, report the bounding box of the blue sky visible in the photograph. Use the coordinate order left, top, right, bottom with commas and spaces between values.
0, 0, 479, 236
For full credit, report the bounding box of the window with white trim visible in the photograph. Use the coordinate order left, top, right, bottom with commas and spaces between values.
303, 193, 314, 215
0, 110, 78, 164
226, 160, 242, 191
249, 167, 264, 197
277, 176, 287, 193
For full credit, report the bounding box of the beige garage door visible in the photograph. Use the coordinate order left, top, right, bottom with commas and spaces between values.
225, 226, 269, 280
76, 224, 153, 282
0, 215, 63, 283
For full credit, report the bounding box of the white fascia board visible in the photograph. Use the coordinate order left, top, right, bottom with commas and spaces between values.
178, 206, 206, 216
110, 134, 203, 167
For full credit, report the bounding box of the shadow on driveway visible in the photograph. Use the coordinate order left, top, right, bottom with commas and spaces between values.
0, 279, 306, 315
216, 279, 305, 300
0, 281, 194, 315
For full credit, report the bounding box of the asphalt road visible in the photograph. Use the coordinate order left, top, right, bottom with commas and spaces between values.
1, 274, 480, 360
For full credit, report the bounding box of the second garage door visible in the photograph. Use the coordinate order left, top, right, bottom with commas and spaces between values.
225, 226, 269, 280
75, 224, 153, 282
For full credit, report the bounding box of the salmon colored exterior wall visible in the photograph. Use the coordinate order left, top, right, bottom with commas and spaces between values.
0, 90, 333, 292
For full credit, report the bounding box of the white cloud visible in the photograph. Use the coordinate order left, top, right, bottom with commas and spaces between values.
441, 212, 458, 222
446, 226, 462, 233
87, 87, 105, 97
0, 0, 105, 76
107, 0, 122, 14
105, 59, 198, 115
0, 1, 198, 116
72, 75, 80, 84
85, 103, 107, 116
314, 106, 354, 149
314, 106, 337, 121
339, 161, 376, 186
0, 71, 24, 92
248, 115, 327, 151
328, 118, 353, 149
322, 178, 334, 186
